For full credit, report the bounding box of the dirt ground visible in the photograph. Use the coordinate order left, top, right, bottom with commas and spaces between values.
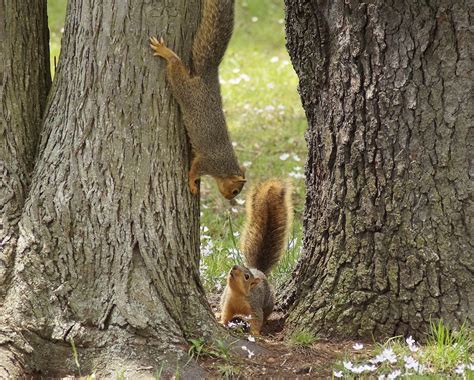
204, 295, 370, 379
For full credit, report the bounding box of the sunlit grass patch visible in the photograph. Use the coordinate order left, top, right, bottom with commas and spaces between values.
48, 0, 67, 75
197, 0, 306, 291
423, 320, 473, 374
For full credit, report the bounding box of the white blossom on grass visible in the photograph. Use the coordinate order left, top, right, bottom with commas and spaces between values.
242, 161, 252, 168
454, 363, 474, 374
267, 83, 275, 89
344, 363, 377, 374
343, 361, 354, 371
247, 335, 255, 342
406, 355, 425, 373
270, 56, 279, 63
201, 239, 214, 257
227, 74, 250, 85
333, 370, 343, 378
387, 369, 402, 379
455, 364, 465, 374
251, 16, 258, 22
406, 336, 419, 352
241, 345, 255, 359
227, 248, 239, 259
370, 348, 397, 364
226, 320, 247, 329
288, 238, 297, 249
235, 198, 245, 206
363, 364, 377, 372
289, 171, 305, 179
353, 342, 364, 350
403, 355, 424, 373
279, 153, 290, 161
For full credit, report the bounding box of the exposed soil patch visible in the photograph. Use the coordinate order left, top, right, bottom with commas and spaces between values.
203, 294, 372, 378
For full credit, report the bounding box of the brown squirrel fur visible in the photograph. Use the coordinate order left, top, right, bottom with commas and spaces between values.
149, 0, 245, 200
220, 179, 293, 334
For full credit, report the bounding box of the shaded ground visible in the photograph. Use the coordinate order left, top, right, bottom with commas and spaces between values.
204, 294, 371, 378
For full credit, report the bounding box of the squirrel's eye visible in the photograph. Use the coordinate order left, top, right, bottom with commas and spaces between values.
244, 274, 250, 280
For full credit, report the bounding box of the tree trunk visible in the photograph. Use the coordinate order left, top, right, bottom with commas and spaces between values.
0, 0, 51, 302
0, 0, 221, 377
282, 0, 473, 339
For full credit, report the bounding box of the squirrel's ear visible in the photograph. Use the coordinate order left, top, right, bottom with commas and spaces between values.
250, 278, 261, 288
239, 165, 246, 177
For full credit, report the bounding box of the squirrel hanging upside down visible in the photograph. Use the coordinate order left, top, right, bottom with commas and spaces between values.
150, 0, 246, 200
220, 179, 293, 335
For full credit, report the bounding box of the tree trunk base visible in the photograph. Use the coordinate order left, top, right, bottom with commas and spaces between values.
0, 324, 210, 378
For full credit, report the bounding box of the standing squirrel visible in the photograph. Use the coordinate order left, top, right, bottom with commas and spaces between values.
220, 179, 293, 335
149, 0, 246, 200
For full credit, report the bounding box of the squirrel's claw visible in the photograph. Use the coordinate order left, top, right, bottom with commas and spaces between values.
149, 36, 164, 50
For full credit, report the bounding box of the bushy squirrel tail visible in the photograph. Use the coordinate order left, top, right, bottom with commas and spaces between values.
192, 0, 235, 78
241, 179, 293, 276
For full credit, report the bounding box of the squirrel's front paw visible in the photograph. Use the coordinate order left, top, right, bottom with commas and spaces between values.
149, 36, 166, 56
149, 36, 179, 61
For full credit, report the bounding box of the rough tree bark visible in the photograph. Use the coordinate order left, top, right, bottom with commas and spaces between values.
0, 0, 222, 377
282, 0, 473, 339
0, 0, 51, 302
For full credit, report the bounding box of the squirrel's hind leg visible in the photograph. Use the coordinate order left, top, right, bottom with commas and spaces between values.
188, 156, 202, 195
248, 318, 263, 336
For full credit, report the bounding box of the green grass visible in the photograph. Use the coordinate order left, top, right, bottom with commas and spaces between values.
290, 329, 318, 347
48, 0, 67, 74
199, 0, 306, 291
424, 320, 473, 373
47, 0, 306, 291
331, 321, 474, 378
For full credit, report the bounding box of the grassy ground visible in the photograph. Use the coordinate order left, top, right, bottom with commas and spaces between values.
200, 2, 306, 291
47, 0, 307, 292
190, 320, 474, 379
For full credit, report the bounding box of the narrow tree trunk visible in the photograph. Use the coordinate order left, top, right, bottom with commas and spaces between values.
282, 0, 473, 339
0, 0, 51, 302
0, 0, 220, 377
